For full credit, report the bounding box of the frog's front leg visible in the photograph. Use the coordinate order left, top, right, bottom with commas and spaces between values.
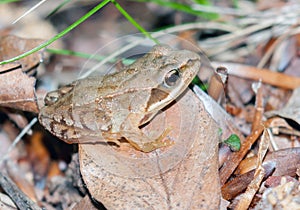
121, 129, 173, 152
120, 114, 174, 152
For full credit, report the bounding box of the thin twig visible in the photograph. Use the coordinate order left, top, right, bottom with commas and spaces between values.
0, 117, 37, 165
251, 81, 264, 132
212, 62, 300, 90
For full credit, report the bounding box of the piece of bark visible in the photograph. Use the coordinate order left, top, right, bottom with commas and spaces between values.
0, 171, 41, 210
221, 161, 275, 200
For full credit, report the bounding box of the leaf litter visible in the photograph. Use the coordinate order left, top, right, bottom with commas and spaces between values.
0, 1, 300, 209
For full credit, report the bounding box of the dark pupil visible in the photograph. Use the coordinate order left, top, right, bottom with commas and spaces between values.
165, 69, 180, 86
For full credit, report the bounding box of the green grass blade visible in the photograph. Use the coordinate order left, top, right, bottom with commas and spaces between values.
0, 0, 19, 3
45, 0, 72, 19
136, 0, 218, 20
232, 0, 239, 8
46, 48, 134, 65
0, 0, 111, 65
193, 0, 210, 5
111, 0, 158, 43
46, 48, 99, 60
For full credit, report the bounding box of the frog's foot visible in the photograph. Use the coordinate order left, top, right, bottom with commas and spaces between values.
102, 133, 122, 147
127, 127, 174, 153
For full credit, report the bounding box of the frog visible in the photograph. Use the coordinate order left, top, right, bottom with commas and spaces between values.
38, 45, 201, 152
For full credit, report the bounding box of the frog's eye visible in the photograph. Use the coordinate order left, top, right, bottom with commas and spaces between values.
44, 92, 59, 106
164, 69, 181, 87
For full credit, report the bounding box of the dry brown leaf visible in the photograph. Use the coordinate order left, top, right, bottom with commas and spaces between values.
218, 123, 264, 185
194, 85, 265, 188
0, 4, 61, 49
265, 87, 300, 127
0, 66, 38, 112
0, 35, 43, 73
221, 162, 275, 201
254, 177, 300, 210
3, 109, 28, 129
0, 35, 45, 112
207, 67, 227, 102
0, 63, 21, 72
79, 90, 221, 209
257, 0, 286, 10
236, 147, 300, 177
265, 176, 298, 188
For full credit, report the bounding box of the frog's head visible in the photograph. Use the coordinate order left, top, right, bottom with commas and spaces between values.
145, 45, 201, 112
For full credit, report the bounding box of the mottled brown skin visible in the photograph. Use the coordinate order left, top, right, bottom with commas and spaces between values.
39, 45, 201, 152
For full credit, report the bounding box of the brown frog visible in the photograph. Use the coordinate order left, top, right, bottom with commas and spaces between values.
39, 45, 201, 152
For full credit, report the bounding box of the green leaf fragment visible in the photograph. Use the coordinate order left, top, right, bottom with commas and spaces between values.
224, 134, 241, 152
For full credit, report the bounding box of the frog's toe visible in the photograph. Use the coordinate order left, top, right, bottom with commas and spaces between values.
140, 137, 174, 153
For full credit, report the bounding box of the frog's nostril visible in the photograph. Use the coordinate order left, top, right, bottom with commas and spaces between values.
186, 59, 195, 66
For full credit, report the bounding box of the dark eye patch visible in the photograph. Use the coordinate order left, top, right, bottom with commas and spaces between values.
146, 88, 169, 110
